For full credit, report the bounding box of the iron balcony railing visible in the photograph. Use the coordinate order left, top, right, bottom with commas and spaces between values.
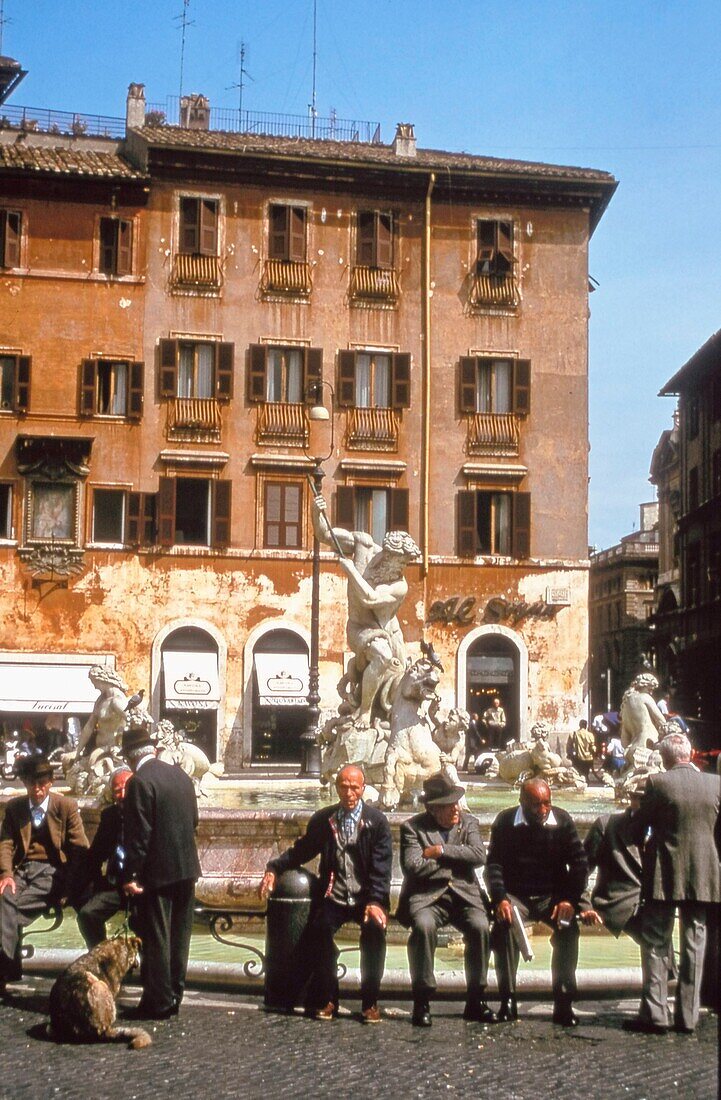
466, 412, 520, 456
469, 272, 520, 309
346, 407, 399, 452
167, 398, 222, 441
171, 253, 223, 289
256, 402, 308, 447
260, 259, 312, 296
349, 265, 400, 302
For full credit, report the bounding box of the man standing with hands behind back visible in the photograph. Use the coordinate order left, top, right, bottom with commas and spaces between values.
121, 726, 200, 1021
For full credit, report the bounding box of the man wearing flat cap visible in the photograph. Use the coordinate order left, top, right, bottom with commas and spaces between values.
0, 755, 88, 991
121, 726, 200, 1020
397, 771, 496, 1027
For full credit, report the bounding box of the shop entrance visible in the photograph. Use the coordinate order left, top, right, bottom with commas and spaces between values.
251, 629, 309, 764
160, 626, 220, 762
465, 633, 520, 746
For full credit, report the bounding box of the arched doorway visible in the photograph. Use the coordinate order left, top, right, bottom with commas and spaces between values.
457, 625, 527, 744
251, 628, 309, 764
159, 626, 220, 761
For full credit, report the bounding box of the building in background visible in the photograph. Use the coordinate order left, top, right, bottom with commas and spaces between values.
0, 81, 616, 766
658, 332, 721, 743
589, 503, 659, 714
648, 412, 681, 700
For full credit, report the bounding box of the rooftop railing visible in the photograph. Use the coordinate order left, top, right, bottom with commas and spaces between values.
0, 104, 125, 138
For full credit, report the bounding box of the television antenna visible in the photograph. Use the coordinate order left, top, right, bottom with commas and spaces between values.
227, 40, 254, 117
174, 0, 195, 103
309, 0, 317, 137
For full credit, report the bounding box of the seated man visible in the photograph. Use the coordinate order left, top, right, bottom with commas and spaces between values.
0, 755, 88, 991
76, 766, 132, 948
259, 764, 392, 1024
397, 772, 496, 1027
487, 778, 588, 1026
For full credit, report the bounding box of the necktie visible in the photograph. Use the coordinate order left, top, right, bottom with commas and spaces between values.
31, 807, 45, 830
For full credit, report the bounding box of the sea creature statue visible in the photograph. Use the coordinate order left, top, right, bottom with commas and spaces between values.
497, 722, 586, 789
430, 705, 469, 773
615, 715, 676, 802
319, 713, 390, 788
63, 668, 148, 797
379, 644, 462, 810
153, 718, 224, 792
619, 672, 666, 767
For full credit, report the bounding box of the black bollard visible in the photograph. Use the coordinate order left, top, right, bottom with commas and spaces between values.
264, 868, 315, 1011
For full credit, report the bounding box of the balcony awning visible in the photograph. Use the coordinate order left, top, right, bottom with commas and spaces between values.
163, 650, 220, 711
254, 652, 309, 707
0, 661, 104, 714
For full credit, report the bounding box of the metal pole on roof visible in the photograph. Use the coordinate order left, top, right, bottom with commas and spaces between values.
310, 0, 317, 138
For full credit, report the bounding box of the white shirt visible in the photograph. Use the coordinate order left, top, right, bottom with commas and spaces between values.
513, 805, 558, 828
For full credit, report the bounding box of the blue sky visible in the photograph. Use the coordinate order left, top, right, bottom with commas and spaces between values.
5, 1, 720, 548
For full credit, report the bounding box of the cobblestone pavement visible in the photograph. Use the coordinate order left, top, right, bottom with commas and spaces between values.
0, 980, 717, 1100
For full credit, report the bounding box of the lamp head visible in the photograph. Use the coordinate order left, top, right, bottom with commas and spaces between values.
308, 403, 330, 421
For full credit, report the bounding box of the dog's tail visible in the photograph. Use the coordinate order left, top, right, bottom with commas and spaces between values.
106, 1026, 153, 1050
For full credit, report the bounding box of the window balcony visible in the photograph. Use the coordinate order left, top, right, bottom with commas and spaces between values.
166, 397, 222, 443
346, 407, 399, 452
260, 259, 312, 297
256, 402, 308, 448
349, 265, 400, 303
469, 272, 519, 309
466, 412, 520, 457
170, 253, 223, 290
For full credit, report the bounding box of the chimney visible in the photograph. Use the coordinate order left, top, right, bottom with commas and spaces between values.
180, 94, 211, 130
392, 122, 416, 158
126, 83, 146, 130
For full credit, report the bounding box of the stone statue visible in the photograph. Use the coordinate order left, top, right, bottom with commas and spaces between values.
153, 718, 224, 793
430, 705, 469, 773
497, 722, 585, 789
619, 672, 666, 767
615, 714, 677, 802
312, 493, 421, 725
319, 713, 389, 788
75, 666, 129, 760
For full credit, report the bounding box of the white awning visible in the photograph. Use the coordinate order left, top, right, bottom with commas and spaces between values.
0, 662, 104, 714
254, 652, 309, 707
163, 651, 220, 711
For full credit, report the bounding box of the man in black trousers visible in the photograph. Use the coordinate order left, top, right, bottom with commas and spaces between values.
487, 777, 588, 1026
76, 766, 132, 948
121, 727, 200, 1020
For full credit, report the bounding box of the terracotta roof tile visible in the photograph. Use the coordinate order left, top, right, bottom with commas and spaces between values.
0, 143, 144, 179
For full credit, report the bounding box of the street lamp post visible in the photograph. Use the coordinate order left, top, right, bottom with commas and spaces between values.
298, 383, 335, 779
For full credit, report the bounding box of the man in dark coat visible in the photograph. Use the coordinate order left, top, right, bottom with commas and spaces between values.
76, 766, 132, 948
0, 755, 88, 989
624, 732, 721, 1034
397, 772, 496, 1026
487, 777, 588, 1026
121, 727, 200, 1020
260, 764, 392, 1023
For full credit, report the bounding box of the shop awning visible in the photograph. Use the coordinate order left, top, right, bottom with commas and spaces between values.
254, 653, 309, 707
0, 662, 104, 714
163, 651, 220, 711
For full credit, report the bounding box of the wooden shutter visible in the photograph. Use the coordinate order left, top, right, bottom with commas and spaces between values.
337, 350, 356, 407
15, 356, 30, 412
289, 207, 306, 261
335, 485, 355, 529
3, 211, 21, 268
80, 359, 98, 416
389, 488, 409, 531
159, 339, 178, 397
264, 482, 281, 547
512, 359, 531, 415
128, 361, 144, 419
459, 356, 477, 413
512, 491, 531, 559
117, 219, 132, 275
216, 342, 234, 400
282, 482, 302, 548
247, 344, 267, 403
99, 217, 116, 274
269, 205, 287, 260
304, 347, 323, 403
357, 210, 375, 266
376, 213, 393, 269
199, 200, 218, 256
127, 492, 142, 544
476, 219, 495, 265
212, 480, 232, 547
157, 477, 176, 546
179, 197, 199, 254
457, 490, 477, 558
391, 352, 411, 409
497, 221, 514, 271
142, 494, 157, 545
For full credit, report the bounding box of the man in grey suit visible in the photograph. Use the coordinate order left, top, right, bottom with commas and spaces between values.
624, 732, 721, 1034
396, 772, 496, 1027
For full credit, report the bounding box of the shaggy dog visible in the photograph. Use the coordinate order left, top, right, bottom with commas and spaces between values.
47, 935, 152, 1049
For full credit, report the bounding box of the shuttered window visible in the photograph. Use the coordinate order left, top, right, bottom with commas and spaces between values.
459, 357, 530, 415
356, 211, 393, 268
179, 197, 219, 256
92, 489, 126, 544
247, 344, 322, 404
337, 350, 411, 409
334, 486, 409, 544
268, 204, 307, 261
0, 483, 12, 539
0, 210, 21, 268
157, 477, 232, 548
158, 340, 234, 400
0, 354, 31, 413
99, 217, 132, 276
79, 359, 144, 418
263, 481, 303, 548
457, 490, 531, 558
476, 220, 514, 277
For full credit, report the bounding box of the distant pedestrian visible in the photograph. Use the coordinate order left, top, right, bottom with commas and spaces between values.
605, 735, 626, 775
483, 698, 507, 750
567, 720, 595, 779
463, 713, 482, 771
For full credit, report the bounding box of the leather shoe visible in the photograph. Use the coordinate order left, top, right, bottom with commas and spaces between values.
412, 1000, 432, 1027
552, 1005, 578, 1027
496, 997, 518, 1023
463, 999, 497, 1023
313, 1001, 337, 1021
622, 1017, 668, 1035
123, 1004, 177, 1021
361, 1005, 381, 1025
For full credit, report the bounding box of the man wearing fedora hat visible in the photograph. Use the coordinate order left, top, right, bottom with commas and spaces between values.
0, 754, 88, 990
396, 771, 496, 1027
120, 726, 200, 1020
